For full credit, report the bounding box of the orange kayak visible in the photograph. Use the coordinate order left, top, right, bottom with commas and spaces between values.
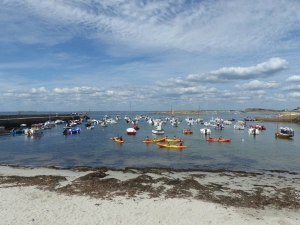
206, 138, 231, 142
143, 138, 166, 143
157, 143, 186, 149
113, 137, 124, 143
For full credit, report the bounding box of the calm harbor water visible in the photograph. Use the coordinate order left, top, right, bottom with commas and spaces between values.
1, 111, 299, 173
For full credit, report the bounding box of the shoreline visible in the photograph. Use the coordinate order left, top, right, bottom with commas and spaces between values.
1, 165, 300, 224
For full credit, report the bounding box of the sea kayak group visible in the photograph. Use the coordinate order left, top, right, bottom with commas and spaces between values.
113, 134, 231, 149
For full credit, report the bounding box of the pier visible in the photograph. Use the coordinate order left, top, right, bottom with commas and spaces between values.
0, 113, 88, 129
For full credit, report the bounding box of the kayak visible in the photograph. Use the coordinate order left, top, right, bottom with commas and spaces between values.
113, 137, 124, 143
165, 139, 184, 143
206, 138, 231, 142
157, 143, 187, 149
143, 138, 166, 143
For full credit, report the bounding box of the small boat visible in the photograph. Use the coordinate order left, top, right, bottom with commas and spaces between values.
248, 128, 260, 135
132, 125, 140, 130
126, 128, 137, 135
157, 143, 186, 149
233, 124, 245, 130
200, 128, 211, 135
113, 137, 124, 143
206, 137, 231, 142
63, 127, 81, 135
275, 127, 294, 139
249, 124, 266, 130
183, 128, 193, 134
152, 125, 164, 135
27, 124, 44, 136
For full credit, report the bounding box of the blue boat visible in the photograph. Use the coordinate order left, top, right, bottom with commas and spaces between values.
63, 127, 81, 135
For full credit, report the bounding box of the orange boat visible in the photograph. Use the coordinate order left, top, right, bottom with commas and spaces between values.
206, 137, 231, 142
183, 128, 193, 134
157, 143, 186, 149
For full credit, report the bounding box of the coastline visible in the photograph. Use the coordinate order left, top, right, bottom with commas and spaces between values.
1, 165, 300, 224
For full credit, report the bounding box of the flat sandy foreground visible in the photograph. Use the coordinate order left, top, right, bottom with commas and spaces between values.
1, 166, 300, 225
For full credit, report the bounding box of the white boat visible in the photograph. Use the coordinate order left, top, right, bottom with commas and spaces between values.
100, 121, 107, 127
200, 128, 211, 135
27, 124, 44, 136
223, 120, 232, 125
55, 120, 64, 124
248, 128, 260, 135
126, 128, 137, 135
233, 124, 245, 130
152, 125, 164, 135
44, 120, 56, 128
106, 119, 117, 124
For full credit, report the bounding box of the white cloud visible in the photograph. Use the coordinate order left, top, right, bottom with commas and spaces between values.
31, 87, 48, 93
286, 76, 300, 82
234, 80, 280, 90
281, 85, 300, 91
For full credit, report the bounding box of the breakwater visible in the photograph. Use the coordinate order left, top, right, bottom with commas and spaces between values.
0, 114, 84, 129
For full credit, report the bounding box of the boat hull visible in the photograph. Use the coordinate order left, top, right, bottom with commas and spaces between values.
275, 132, 294, 139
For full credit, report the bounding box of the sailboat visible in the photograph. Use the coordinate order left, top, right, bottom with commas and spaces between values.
195, 106, 204, 124
275, 115, 294, 139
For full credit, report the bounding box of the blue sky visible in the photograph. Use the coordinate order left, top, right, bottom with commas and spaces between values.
1, 0, 300, 112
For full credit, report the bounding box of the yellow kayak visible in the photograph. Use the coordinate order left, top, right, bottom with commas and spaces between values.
157, 143, 186, 149
113, 137, 124, 143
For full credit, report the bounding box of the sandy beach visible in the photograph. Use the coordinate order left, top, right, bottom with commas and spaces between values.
1, 166, 299, 225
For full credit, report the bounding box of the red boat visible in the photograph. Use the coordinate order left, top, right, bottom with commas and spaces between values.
132, 125, 140, 130
126, 128, 136, 135
249, 124, 266, 130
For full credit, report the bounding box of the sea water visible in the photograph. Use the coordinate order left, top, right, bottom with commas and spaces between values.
0, 111, 299, 173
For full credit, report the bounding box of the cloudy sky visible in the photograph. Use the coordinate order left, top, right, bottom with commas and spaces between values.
1, 0, 300, 112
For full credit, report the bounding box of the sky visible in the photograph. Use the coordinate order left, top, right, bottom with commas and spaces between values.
1, 0, 300, 112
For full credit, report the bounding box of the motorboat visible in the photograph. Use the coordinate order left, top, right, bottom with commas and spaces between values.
126, 128, 137, 135
200, 128, 211, 135
152, 125, 164, 135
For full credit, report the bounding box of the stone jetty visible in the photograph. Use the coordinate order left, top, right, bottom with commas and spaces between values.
0, 113, 88, 129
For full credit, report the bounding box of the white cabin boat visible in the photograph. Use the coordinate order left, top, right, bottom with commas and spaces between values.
152, 125, 164, 135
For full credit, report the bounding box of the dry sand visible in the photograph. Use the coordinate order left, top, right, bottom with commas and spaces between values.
1, 166, 299, 225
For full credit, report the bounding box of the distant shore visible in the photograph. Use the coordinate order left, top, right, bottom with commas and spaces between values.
152, 109, 300, 123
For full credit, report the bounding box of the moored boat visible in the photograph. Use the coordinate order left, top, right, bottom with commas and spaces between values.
126, 128, 137, 135
152, 125, 164, 135
275, 127, 294, 139
200, 128, 211, 135
63, 127, 81, 135
248, 128, 260, 135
